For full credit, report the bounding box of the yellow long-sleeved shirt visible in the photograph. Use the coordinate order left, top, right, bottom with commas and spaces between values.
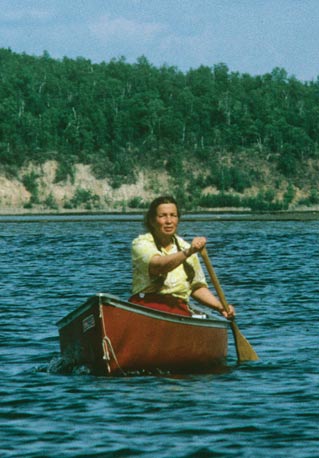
131, 233, 207, 302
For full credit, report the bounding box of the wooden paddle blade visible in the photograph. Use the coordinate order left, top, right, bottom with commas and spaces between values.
231, 322, 259, 362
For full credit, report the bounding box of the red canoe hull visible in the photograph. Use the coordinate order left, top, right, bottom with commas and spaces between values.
57, 293, 229, 376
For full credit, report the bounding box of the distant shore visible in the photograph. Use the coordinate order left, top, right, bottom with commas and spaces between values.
1, 208, 319, 222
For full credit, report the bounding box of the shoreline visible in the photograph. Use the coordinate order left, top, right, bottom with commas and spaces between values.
1, 208, 319, 222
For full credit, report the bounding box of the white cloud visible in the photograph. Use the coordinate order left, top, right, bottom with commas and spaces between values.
89, 14, 165, 45
2, 8, 52, 22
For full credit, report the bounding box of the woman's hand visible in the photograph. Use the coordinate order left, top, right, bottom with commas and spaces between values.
188, 237, 207, 256
220, 304, 236, 320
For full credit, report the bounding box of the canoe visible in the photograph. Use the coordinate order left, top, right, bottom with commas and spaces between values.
57, 293, 230, 376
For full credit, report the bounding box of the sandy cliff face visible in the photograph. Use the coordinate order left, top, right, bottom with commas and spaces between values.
0, 160, 166, 213
0, 175, 29, 208
0, 159, 317, 214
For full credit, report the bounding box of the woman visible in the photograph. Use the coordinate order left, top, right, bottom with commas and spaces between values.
129, 195, 235, 319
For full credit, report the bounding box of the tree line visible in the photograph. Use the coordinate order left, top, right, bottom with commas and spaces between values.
1, 48, 319, 209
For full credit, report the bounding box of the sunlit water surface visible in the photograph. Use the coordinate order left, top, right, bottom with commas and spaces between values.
1, 217, 318, 457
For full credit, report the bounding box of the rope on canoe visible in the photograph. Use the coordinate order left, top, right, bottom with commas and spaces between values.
102, 334, 127, 376
99, 297, 127, 376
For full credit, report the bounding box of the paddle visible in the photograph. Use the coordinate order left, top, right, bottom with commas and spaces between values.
201, 247, 259, 363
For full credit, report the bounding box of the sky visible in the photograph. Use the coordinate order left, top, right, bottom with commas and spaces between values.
1, 0, 319, 81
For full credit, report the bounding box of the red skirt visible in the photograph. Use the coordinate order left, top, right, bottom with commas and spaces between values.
128, 293, 192, 317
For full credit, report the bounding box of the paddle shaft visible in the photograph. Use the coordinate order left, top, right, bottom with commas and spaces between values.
200, 247, 230, 314
200, 247, 259, 362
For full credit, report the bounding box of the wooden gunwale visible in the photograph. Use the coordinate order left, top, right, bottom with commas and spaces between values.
57, 293, 229, 330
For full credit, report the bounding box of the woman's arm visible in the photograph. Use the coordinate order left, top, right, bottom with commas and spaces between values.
149, 237, 206, 276
149, 250, 189, 276
191, 286, 236, 320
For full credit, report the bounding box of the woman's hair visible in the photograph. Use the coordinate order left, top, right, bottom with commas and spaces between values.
144, 195, 180, 233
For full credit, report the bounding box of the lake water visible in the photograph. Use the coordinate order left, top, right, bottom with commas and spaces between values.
1, 216, 318, 457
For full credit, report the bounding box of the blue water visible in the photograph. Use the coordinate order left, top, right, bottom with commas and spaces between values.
1, 217, 318, 457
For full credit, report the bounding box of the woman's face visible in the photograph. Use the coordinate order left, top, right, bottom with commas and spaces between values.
152, 203, 179, 239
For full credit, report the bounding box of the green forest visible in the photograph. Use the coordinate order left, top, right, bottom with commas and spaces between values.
1, 47, 319, 211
